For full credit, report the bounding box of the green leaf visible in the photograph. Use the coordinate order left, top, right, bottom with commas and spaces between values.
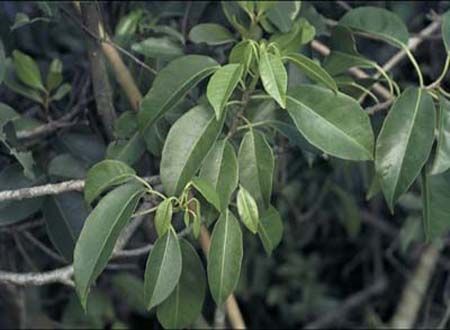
111, 273, 146, 314
50, 83, 71, 101
74, 183, 145, 309
270, 18, 316, 54
207, 64, 243, 120
258, 206, 283, 256
48, 154, 88, 179
106, 132, 146, 166
189, 23, 235, 45
84, 160, 136, 205
339, 6, 409, 47
265, 1, 301, 33
157, 239, 206, 329
442, 10, 450, 53
11, 12, 50, 30
286, 85, 374, 161
43, 192, 88, 262
155, 199, 173, 237
284, 53, 337, 92
207, 210, 243, 305
114, 111, 138, 139
144, 230, 182, 310
46, 58, 63, 91
12, 50, 45, 91
60, 132, 105, 165
238, 129, 274, 210
200, 139, 238, 211
431, 96, 450, 175
160, 105, 224, 196
229, 40, 255, 75
259, 45, 287, 108
236, 185, 259, 234
375, 87, 435, 210
131, 37, 183, 60
0, 39, 5, 85
139, 55, 219, 149
115, 10, 144, 36
332, 186, 361, 238
191, 177, 221, 211
422, 170, 450, 241
4, 58, 43, 103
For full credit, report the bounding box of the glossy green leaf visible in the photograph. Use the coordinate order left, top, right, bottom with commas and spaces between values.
265, 1, 301, 33
160, 105, 224, 196
48, 154, 88, 179
43, 192, 88, 262
74, 183, 145, 309
236, 185, 259, 234
442, 10, 450, 53
238, 130, 274, 210
84, 160, 136, 205
139, 55, 219, 149
46, 58, 63, 91
431, 96, 450, 175
258, 206, 283, 256
12, 50, 45, 91
155, 199, 173, 237
144, 230, 182, 310
191, 177, 221, 211
259, 45, 287, 108
207, 210, 243, 305
422, 170, 450, 241
200, 139, 238, 211
375, 87, 435, 210
286, 85, 374, 161
284, 53, 337, 92
106, 132, 146, 166
157, 239, 206, 329
207, 64, 243, 120
270, 18, 315, 54
131, 37, 183, 60
189, 23, 235, 45
339, 6, 409, 47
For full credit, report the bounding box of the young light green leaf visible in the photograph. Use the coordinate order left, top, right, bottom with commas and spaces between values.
265, 1, 301, 33
339, 6, 409, 47
131, 37, 183, 60
284, 53, 337, 92
259, 45, 287, 108
207, 210, 243, 305
286, 85, 374, 161
189, 23, 235, 45
46, 58, 63, 91
12, 50, 45, 91
4, 58, 43, 103
431, 96, 450, 175
375, 87, 435, 211
258, 206, 283, 256
200, 139, 238, 211
155, 199, 173, 237
236, 185, 259, 234
84, 159, 136, 205
139, 55, 219, 149
43, 192, 88, 262
191, 177, 221, 211
160, 105, 224, 196
238, 130, 274, 210
74, 183, 145, 309
207, 64, 243, 120
157, 239, 206, 329
442, 10, 450, 53
144, 230, 182, 310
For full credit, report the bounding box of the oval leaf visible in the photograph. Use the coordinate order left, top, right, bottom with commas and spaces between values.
139, 55, 219, 149
238, 130, 274, 210
207, 210, 243, 305
160, 105, 225, 196
189, 23, 235, 45
259, 46, 287, 108
207, 63, 243, 119
431, 96, 450, 175
258, 206, 283, 256
131, 37, 183, 60
157, 239, 206, 329
12, 50, 45, 91
155, 199, 173, 237
74, 183, 145, 309
144, 229, 182, 310
375, 87, 435, 210
84, 160, 136, 205
286, 85, 374, 161
236, 185, 259, 234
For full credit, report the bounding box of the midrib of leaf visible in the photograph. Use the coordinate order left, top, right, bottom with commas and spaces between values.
241, 191, 255, 230
212, 143, 226, 190
287, 95, 371, 158
150, 231, 173, 306
262, 52, 282, 101
286, 55, 335, 90
218, 213, 229, 303
250, 132, 264, 205
220, 66, 242, 110
115, 131, 140, 160
421, 171, 431, 241
89, 173, 134, 204
391, 89, 422, 202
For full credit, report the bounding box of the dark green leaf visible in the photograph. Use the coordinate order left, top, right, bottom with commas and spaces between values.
258, 206, 283, 256
265, 1, 301, 33
59, 133, 105, 165
236, 185, 259, 234
48, 154, 88, 179
114, 111, 138, 139
189, 23, 235, 45
431, 96, 450, 175
106, 132, 146, 166
111, 273, 146, 314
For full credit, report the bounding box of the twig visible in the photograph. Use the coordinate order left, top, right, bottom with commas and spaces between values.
366, 99, 394, 115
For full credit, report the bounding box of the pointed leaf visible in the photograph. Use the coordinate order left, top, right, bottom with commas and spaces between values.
84, 160, 136, 205
258, 206, 283, 256
236, 185, 259, 234
191, 177, 221, 211
238, 130, 274, 210
286, 85, 374, 160
155, 199, 173, 237
431, 96, 450, 175
189, 23, 235, 45
207, 210, 243, 305
139, 55, 219, 149
157, 239, 206, 329
144, 230, 182, 310
259, 46, 287, 108
46, 58, 63, 91
207, 64, 243, 119
74, 183, 145, 309
12, 50, 45, 91
160, 105, 224, 196
375, 87, 435, 210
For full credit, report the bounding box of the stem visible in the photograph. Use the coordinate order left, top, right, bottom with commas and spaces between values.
426, 53, 450, 89
404, 47, 424, 88
373, 63, 395, 96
